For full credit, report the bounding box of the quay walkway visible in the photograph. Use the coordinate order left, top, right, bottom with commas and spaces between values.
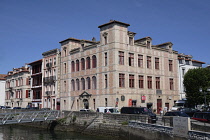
0, 110, 60, 125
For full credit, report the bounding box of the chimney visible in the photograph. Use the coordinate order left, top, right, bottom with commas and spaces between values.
92, 37, 96, 42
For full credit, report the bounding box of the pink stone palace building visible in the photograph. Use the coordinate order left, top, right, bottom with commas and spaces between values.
59, 20, 179, 113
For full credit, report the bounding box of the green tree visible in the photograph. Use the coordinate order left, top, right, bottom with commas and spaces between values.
183, 68, 210, 107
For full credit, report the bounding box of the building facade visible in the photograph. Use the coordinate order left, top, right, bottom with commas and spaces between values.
0, 74, 6, 106
178, 53, 205, 99
59, 20, 179, 113
5, 66, 31, 108
28, 59, 42, 108
42, 49, 61, 110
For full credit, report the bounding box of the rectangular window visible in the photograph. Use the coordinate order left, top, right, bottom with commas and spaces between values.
138, 55, 143, 67
169, 60, 173, 71
119, 73, 125, 87
105, 52, 107, 66
182, 69, 185, 76
186, 60, 190, 65
155, 58, 159, 70
139, 75, 144, 88
170, 78, 174, 90
64, 63, 67, 74
105, 74, 107, 88
156, 77, 160, 89
119, 51, 124, 65
105, 98, 108, 107
129, 74, 135, 88
147, 56, 151, 68
147, 41, 150, 49
147, 76, 152, 89
129, 53, 134, 66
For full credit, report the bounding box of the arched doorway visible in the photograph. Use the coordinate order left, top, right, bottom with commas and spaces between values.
79, 91, 92, 109
83, 99, 89, 109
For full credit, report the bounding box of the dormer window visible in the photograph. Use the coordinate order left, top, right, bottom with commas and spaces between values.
129, 37, 133, 45
127, 31, 136, 46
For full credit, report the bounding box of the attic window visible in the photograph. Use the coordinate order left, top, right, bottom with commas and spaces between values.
104, 36, 107, 45
103, 32, 108, 45
147, 41, 150, 49
63, 47, 67, 57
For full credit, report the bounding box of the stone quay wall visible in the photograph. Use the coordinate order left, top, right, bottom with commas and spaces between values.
9, 110, 210, 140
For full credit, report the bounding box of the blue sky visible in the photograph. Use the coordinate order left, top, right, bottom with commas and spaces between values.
0, 0, 210, 74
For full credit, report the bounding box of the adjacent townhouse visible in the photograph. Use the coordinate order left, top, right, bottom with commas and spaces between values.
59, 20, 179, 113
178, 53, 205, 99
5, 66, 31, 108
0, 74, 6, 106
28, 59, 42, 108
42, 49, 61, 110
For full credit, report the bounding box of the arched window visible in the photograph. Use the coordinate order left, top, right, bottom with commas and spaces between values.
92, 55, 97, 68
92, 76, 97, 89
86, 77, 91, 89
81, 78, 85, 90
64, 81, 66, 92
86, 57, 91, 69
71, 61, 75, 72
81, 58, 85, 70
76, 79, 80, 90
71, 79, 75, 91
76, 60, 80, 71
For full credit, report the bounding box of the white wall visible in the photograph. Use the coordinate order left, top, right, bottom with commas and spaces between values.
0, 80, 5, 106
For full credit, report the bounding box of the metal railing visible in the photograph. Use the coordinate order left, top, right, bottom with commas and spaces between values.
0, 110, 60, 125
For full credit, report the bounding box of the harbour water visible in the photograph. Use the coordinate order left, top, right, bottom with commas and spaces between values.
0, 125, 108, 140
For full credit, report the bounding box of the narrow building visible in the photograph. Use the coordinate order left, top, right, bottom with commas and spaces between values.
42, 49, 61, 110
28, 59, 42, 108
0, 74, 7, 106
59, 20, 180, 113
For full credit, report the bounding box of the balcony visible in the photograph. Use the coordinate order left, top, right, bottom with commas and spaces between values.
45, 91, 52, 96
46, 63, 52, 69
32, 99, 41, 102
44, 76, 56, 85
50, 76, 56, 82
44, 77, 50, 83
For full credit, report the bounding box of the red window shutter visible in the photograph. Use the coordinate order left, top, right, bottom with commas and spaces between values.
26, 90, 29, 98
128, 99, 132, 107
